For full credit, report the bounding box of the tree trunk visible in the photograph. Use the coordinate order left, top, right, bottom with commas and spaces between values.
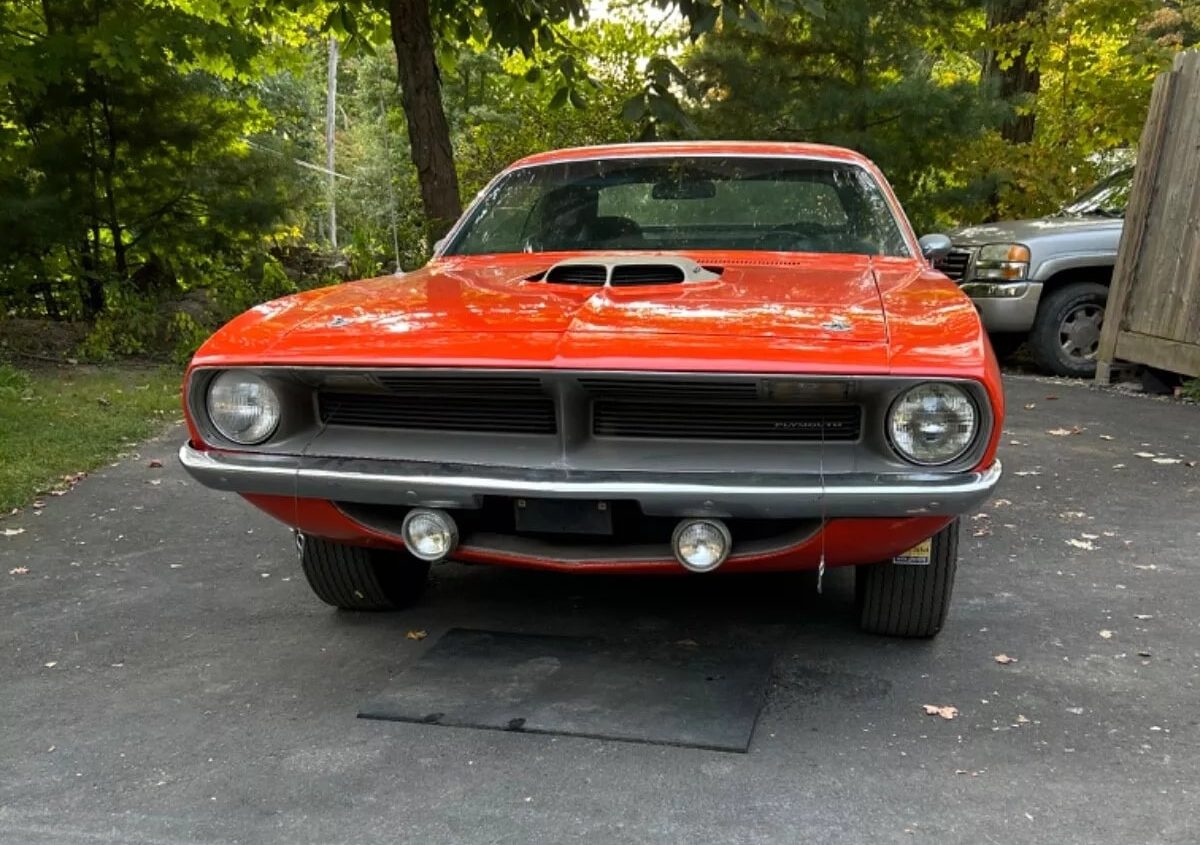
984, 0, 1042, 144
389, 0, 462, 241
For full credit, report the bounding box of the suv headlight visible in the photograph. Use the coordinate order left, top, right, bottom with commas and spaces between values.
888, 383, 979, 465
974, 243, 1030, 280
206, 371, 281, 445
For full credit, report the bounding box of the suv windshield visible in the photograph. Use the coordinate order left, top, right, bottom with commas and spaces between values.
1060, 168, 1134, 218
443, 156, 911, 257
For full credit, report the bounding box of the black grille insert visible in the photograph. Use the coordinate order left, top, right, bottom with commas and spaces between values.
935, 248, 973, 282
319, 391, 557, 434
578, 377, 760, 402
592, 400, 861, 441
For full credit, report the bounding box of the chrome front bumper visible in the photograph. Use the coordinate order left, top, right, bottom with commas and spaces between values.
961, 280, 1044, 333
179, 444, 1002, 519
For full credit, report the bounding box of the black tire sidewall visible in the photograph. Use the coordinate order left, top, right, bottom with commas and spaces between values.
1030, 282, 1108, 377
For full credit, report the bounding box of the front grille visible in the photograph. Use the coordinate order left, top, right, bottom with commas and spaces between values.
935, 248, 974, 282
318, 391, 557, 434
316, 373, 861, 442
592, 400, 861, 441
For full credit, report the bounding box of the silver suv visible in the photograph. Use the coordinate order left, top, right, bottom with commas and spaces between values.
936, 169, 1131, 377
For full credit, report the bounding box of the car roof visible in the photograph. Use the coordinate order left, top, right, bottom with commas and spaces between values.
510, 141, 873, 169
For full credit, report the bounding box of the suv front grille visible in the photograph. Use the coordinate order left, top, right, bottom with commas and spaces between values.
935, 248, 974, 282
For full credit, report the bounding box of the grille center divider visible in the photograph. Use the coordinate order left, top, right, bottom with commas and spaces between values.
316, 374, 862, 441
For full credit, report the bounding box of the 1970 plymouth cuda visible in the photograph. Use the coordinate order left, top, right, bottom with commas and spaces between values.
180, 141, 1003, 638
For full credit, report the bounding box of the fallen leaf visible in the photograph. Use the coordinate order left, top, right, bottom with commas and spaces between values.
922, 704, 958, 720
1134, 564, 1158, 571
148, 459, 164, 468
1065, 538, 1096, 550
1015, 714, 1030, 725
1099, 629, 1114, 639
1134, 451, 1157, 459
1152, 457, 1181, 465
9, 566, 29, 575
147, 479, 162, 486
1045, 395, 1058, 400
1099, 434, 1115, 441
43, 661, 57, 668
1047, 426, 1084, 436
1136, 650, 1152, 658
406, 630, 428, 641
1024, 402, 1036, 409
1112, 463, 1126, 469
2, 528, 25, 537
675, 639, 699, 647
1134, 614, 1153, 620
1014, 470, 1042, 477
992, 498, 1012, 507
1080, 532, 1099, 540
994, 654, 1018, 665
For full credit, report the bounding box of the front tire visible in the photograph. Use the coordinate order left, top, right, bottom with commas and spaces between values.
856, 519, 959, 638
300, 536, 430, 611
1029, 281, 1107, 377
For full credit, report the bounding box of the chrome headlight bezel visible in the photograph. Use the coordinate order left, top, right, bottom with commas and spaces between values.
205, 370, 281, 446
887, 382, 981, 466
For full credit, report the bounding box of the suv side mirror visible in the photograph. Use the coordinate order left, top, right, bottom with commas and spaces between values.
918, 233, 953, 261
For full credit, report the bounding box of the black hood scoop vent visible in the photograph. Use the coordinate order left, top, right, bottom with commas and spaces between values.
533, 255, 721, 287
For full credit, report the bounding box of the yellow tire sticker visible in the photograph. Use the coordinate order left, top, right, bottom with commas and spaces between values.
893, 538, 933, 566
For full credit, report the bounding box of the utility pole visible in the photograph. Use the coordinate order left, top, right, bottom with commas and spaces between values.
325, 36, 339, 249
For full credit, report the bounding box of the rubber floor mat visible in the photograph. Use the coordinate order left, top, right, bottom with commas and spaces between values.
359, 628, 773, 753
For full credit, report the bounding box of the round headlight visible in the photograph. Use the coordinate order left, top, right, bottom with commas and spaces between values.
206, 371, 281, 445
888, 383, 978, 465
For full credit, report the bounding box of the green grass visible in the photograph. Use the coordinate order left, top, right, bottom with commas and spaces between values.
0, 362, 182, 511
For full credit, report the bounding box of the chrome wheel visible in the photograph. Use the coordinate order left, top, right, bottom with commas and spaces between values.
1059, 303, 1104, 361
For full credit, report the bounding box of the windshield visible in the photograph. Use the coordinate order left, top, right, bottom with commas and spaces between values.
444, 156, 911, 258
1060, 168, 1134, 217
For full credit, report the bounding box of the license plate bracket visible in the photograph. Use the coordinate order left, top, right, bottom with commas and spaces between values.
514, 498, 613, 535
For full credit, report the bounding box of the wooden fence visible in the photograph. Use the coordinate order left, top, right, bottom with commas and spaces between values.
1096, 50, 1200, 381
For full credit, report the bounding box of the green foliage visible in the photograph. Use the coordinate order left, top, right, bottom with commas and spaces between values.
0, 0, 319, 326
0, 363, 32, 399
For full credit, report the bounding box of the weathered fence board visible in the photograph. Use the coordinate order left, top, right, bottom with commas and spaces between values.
1096, 50, 1200, 381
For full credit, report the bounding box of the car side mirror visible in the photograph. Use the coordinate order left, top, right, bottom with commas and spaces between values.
918, 233, 953, 261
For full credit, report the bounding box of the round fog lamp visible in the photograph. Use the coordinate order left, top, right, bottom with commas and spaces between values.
672, 519, 731, 573
206, 370, 281, 445
401, 508, 459, 562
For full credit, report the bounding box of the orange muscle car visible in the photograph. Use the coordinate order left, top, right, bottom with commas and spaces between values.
180, 141, 1003, 637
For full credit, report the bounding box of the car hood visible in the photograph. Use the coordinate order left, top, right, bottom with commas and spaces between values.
950, 214, 1123, 246
267, 253, 895, 354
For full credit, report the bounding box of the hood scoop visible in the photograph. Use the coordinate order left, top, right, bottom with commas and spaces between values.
537, 255, 721, 287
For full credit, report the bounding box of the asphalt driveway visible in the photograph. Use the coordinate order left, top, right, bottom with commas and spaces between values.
2, 375, 1197, 844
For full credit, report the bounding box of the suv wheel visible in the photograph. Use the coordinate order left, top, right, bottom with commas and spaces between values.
300, 536, 430, 610
1029, 282, 1108, 377
856, 519, 959, 638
